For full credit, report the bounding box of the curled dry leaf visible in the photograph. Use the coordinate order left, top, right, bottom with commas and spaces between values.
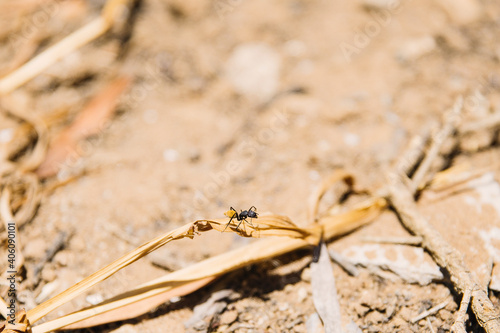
308, 170, 354, 224
35, 76, 131, 179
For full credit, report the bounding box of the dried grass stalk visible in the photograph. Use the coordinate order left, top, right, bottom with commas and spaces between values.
25, 197, 384, 331
0, 0, 131, 95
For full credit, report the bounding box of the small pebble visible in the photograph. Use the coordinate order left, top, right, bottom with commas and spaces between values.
86, 293, 104, 305
163, 149, 179, 162
397, 36, 436, 62
344, 132, 360, 147
225, 43, 281, 102
170, 296, 181, 303
0, 128, 14, 143
278, 302, 289, 311
54, 251, 69, 266
297, 287, 308, 303
23, 239, 46, 260
41, 267, 57, 282
219, 310, 238, 325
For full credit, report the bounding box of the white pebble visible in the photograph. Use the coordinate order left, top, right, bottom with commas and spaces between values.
86, 293, 104, 305
0, 128, 13, 143
163, 149, 179, 162
397, 36, 436, 62
225, 43, 281, 102
344, 133, 360, 147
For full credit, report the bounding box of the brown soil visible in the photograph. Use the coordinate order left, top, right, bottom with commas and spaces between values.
2, 0, 500, 332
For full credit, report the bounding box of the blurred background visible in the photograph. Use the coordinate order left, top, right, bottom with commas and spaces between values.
1, 0, 500, 332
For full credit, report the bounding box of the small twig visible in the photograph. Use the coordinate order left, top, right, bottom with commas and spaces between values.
387, 173, 500, 332
411, 300, 449, 323
459, 111, 500, 134
426, 317, 436, 333
395, 130, 430, 176
31, 231, 72, 287
361, 235, 422, 246
0, 296, 8, 320
450, 288, 471, 333
376, 130, 430, 198
411, 97, 464, 193
0, 0, 131, 95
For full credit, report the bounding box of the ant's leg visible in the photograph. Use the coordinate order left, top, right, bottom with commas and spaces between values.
235, 218, 244, 231
223, 214, 236, 232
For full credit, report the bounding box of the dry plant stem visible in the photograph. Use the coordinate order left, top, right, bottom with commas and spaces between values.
387, 174, 500, 332
26, 214, 322, 325
0, 0, 130, 95
376, 131, 430, 199
25, 220, 218, 324
411, 300, 449, 323
33, 238, 310, 332
31, 231, 71, 287
410, 97, 463, 192
395, 131, 430, 176
459, 111, 500, 134
0, 18, 107, 95
29, 200, 384, 332
427, 317, 436, 333
308, 170, 354, 224
451, 288, 472, 333
0, 296, 8, 320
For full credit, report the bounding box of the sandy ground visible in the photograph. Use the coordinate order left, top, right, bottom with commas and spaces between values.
2, 0, 500, 332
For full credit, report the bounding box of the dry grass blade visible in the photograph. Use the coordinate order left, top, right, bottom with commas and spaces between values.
35, 76, 131, 178
61, 277, 217, 330
0, 0, 132, 95
27, 199, 384, 331
26, 215, 309, 325
0, 296, 8, 319
310, 242, 343, 333
1, 309, 28, 333
308, 170, 354, 223
25, 220, 216, 324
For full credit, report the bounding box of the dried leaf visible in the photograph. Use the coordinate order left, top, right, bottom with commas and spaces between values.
35, 77, 131, 178
310, 242, 343, 333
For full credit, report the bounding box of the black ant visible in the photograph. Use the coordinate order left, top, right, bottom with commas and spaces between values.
223, 206, 258, 232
